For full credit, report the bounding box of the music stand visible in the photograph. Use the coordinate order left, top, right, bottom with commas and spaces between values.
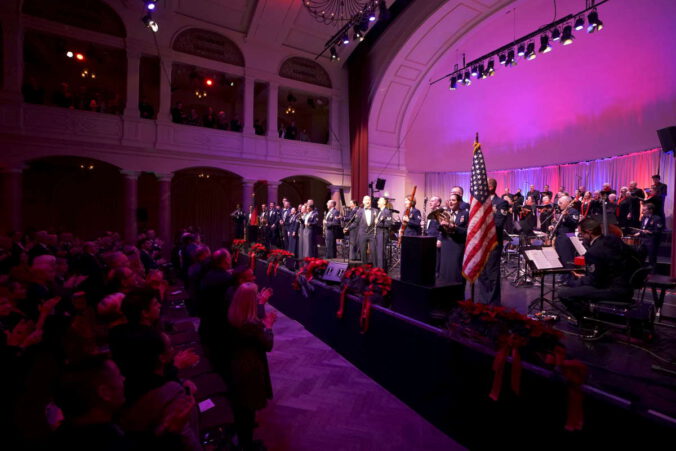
523, 245, 568, 317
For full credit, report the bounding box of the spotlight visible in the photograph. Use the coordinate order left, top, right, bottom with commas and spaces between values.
66, 51, 74, 58
539, 35, 552, 53
561, 25, 574, 45
142, 14, 159, 32
205, 78, 213, 87
525, 42, 536, 60
75, 53, 85, 61
574, 16, 585, 31
449, 77, 457, 90
368, 9, 376, 22
342, 33, 349, 45
463, 71, 471, 86
499, 53, 507, 65
506, 49, 516, 66
487, 60, 495, 76
478, 64, 485, 79
587, 10, 603, 32
229, 81, 235, 87
353, 25, 364, 41
551, 27, 561, 41
471, 66, 478, 77
517, 44, 526, 57
330, 47, 339, 61
146, 1, 156, 11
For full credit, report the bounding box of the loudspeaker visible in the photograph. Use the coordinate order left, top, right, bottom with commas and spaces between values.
657, 126, 676, 152
322, 261, 348, 283
400, 236, 436, 286
375, 178, 386, 191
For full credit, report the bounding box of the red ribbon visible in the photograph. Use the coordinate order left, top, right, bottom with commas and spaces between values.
359, 292, 373, 334
545, 346, 588, 431
249, 252, 256, 271
489, 334, 527, 401
233, 250, 240, 264
266, 261, 274, 276
337, 286, 348, 319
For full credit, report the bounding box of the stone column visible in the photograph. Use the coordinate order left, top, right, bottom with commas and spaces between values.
157, 52, 173, 122
123, 49, 141, 118
243, 76, 255, 135
242, 178, 256, 213
267, 82, 278, 138
267, 181, 280, 205
1, 166, 23, 233
157, 173, 173, 255
328, 184, 343, 209
121, 170, 139, 244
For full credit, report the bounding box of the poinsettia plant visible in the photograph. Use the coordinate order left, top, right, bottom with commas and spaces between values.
248, 243, 268, 270
231, 239, 247, 264
266, 249, 294, 276
448, 300, 587, 431
292, 257, 328, 297
337, 264, 392, 333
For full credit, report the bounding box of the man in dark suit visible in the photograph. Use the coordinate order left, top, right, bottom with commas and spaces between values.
267, 202, 280, 248
627, 181, 645, 228
343, 200, 360, 260
451, 186, 470, 210
541, 185, 553, 201
304, 203, 320, 257
426, 196, 443, 276
280, 199, 292, 250
401, 195, 422, 236
559, 218, 638, 321
526, 185, 540, 204
477, 179, 510, 305
350, 196, 377, 265
230, 204, 246, 239
636, 203, 663, 272
374, 197, 393, 270
324, 200, 341, 259
648, 174, 667, 220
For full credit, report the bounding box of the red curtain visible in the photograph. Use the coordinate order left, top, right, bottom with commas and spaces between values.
349, 62, 370, 200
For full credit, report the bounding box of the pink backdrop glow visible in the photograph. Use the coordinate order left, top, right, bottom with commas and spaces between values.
404, 0, 676, 172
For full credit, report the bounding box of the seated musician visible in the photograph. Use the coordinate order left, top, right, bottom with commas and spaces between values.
558, 218, 640, 321
537, 195, 554, 231
401, 195, 422, 236
517, 196, 537, 242
550, 196, 579, 282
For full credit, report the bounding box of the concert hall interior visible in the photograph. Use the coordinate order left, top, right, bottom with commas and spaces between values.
2, 0, 676, 449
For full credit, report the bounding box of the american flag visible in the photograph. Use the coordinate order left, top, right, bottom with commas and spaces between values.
462, 136, 497, 282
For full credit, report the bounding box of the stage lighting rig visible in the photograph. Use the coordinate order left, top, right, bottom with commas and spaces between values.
432, 0, 610, 92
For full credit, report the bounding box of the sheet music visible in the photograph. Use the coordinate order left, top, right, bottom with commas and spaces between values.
569, 235, 587, 256
541, 247, 564, 268
524, 249, 563, 270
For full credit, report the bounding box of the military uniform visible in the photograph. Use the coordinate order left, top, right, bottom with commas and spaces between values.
374, 208, 393, 269
402, 207, 422, 236
639, 213, 663, 271
477, 196, 510, 305
324, 207, 341, 258
438, 208, 468, 284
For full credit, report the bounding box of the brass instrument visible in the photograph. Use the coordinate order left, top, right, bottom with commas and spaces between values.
428, 208, 455, 232
399, 185, 417, 244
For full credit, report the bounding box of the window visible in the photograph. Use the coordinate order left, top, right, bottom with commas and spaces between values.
278, 87, 330, 144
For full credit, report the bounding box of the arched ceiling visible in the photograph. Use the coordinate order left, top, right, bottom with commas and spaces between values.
369, 0, 676, 172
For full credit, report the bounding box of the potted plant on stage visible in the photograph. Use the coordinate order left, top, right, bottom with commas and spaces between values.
338, 265, 392, 333
292, 257, 328, 298
266, 249, 294, 276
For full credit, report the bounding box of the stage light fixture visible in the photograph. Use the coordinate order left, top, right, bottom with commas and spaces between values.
368, 9, 376, 22
525, 42, 536, 60
539, 35, 552, 53
487, 60, 495, 76
506, 49, 516, 66
587, 10, 603, 32
449, 77, 457, 90
353, 25, 363, 41
574, 16, 585, 31
517, 44, 526, 57
498, 53, 507, 65
478, 64, 486, 79
66, 51, 74, 58
205, 78, 213, 86
463, 71, 471, 86
561, 25, 574, 45
342, 33, 349, 45
75, 53, 85, 61
551, 27, 561, 41
471, 66, 478, 77
330, 47, 339, 61
146, 1, 156, 11
142, 14, 159, 32
378, 0, 390, 21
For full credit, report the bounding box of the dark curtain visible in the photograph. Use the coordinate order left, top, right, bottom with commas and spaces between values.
348, 59, 370, 201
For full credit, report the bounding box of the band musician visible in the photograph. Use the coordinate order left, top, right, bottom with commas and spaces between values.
635, 203, 663, 271
550, 195, 579, 281
374, 197, 394, 270
349, 196, 377, 265
230, 204, 246, 239
438, 194, 468, 285
324, 200, 341, 259
400, 195, 422, 237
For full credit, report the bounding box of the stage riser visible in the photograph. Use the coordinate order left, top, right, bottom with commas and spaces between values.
242, 257, 675, 447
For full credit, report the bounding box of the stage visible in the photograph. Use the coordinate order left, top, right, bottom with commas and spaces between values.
243, 255, 676, 448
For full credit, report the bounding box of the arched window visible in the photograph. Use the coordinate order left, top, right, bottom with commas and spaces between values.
173, 29, 244, 67
22, 0, 126, 38
279, 57, 332, 88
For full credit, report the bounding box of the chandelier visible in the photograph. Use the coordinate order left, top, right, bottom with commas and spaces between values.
303, 0, 376, 26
